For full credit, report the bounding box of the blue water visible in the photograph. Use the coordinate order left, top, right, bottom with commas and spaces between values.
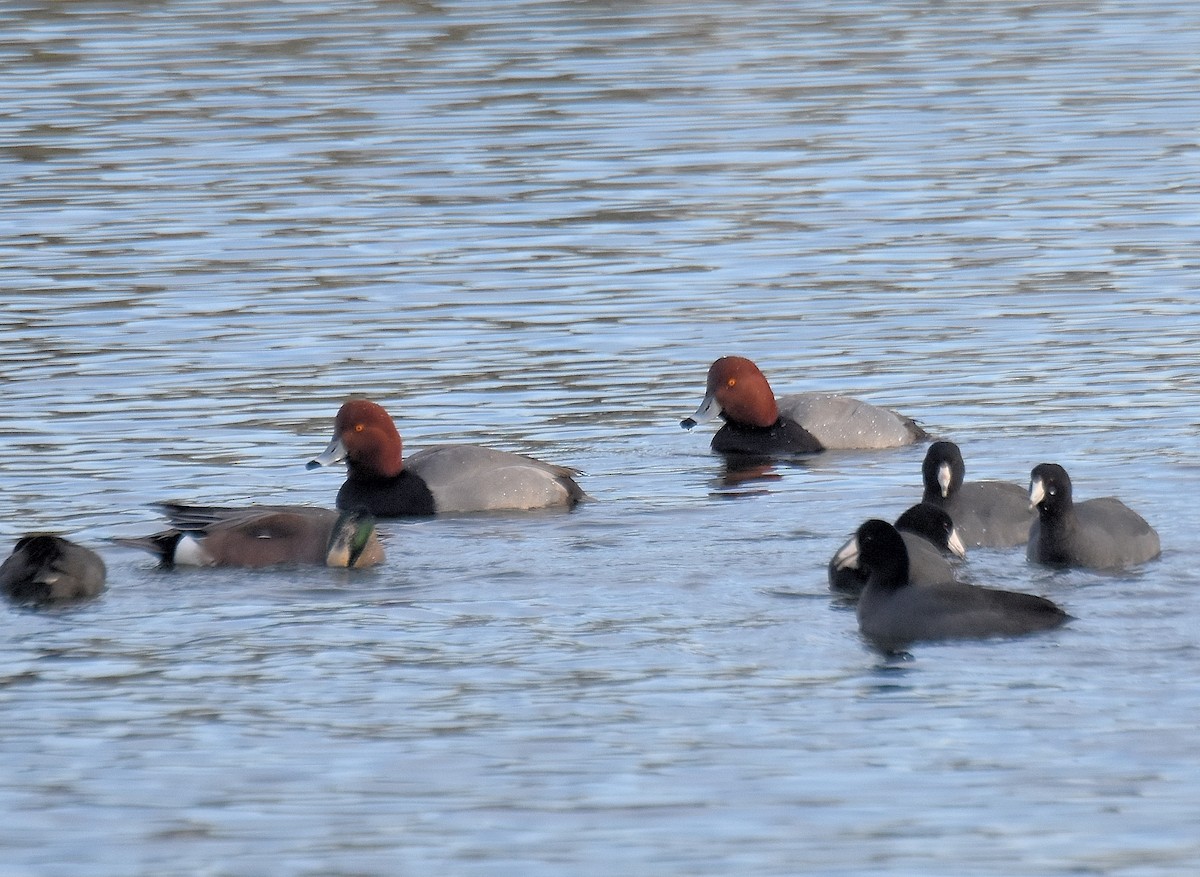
2, 2, 1200, 874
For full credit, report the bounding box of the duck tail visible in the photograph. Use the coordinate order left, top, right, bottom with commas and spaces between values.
112, 531, 184, 568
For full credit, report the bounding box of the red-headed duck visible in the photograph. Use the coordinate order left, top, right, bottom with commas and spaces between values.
921, 440, 1035, 548
116, 503, 384, 569
1027, 463, 1160, 569
828, 503, 966, 597
1, 535, 106, 603
306, 399, 588, 516
681, 356, 927, 455
838, 519, 1068, 653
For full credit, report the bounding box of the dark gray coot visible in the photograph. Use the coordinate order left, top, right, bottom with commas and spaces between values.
828, 503, 965, 597
844, 519, 1068, 652
1027, 462, 1160, 569
921, 440, 1035, 548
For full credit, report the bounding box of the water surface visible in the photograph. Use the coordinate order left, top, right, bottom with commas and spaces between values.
2, 2, 1200, 875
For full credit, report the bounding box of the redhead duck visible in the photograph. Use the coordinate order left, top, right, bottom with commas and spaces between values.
117, 503, 384, 569
828, 503, 966, 597
838, 519, 1068, 652
307, 399, 587, 516
921, 440, 1035, 547
1, 535, 106, 603
681, 356, 926, 455
1027, 463, 1160, 569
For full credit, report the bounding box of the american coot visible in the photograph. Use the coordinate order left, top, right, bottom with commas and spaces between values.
921, 440, 1035, 548
0, 535, 106, 603
829, 503, 966, 597
307, 399, 588, 516
116, 503, 384, 569
1027, 463, 1160, 569
839, 519, 1068, 652
681, 356, 926, 456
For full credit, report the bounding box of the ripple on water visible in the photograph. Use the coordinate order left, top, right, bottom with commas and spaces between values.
2, 1, 1200, 874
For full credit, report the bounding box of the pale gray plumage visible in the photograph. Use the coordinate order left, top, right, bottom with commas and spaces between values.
781, 393, 925, 450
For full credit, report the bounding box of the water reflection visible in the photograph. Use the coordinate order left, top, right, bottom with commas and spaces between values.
718, 456, 789, 486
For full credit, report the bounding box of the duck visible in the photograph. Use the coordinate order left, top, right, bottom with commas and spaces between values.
307, 399, 588, 516
836, 519, 1068, 652
116, 503, 384, 569
681, 356, 926, 456
828, 503, 966, 597
920, 440, 1035, 547
1027, 463, 1160, 569
1, 534, 106, 603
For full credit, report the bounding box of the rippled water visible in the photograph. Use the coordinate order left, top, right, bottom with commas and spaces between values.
3, 2, 1200, 874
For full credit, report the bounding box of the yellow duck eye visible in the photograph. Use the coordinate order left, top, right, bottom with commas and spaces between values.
354, 423, 364, 433
727, 378, 737, 388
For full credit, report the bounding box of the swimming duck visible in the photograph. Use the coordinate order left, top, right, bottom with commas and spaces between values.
116, 503, 384, 569
307, 399, 587, 516
681, 356, 926, 455
1, 534, 106, 603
